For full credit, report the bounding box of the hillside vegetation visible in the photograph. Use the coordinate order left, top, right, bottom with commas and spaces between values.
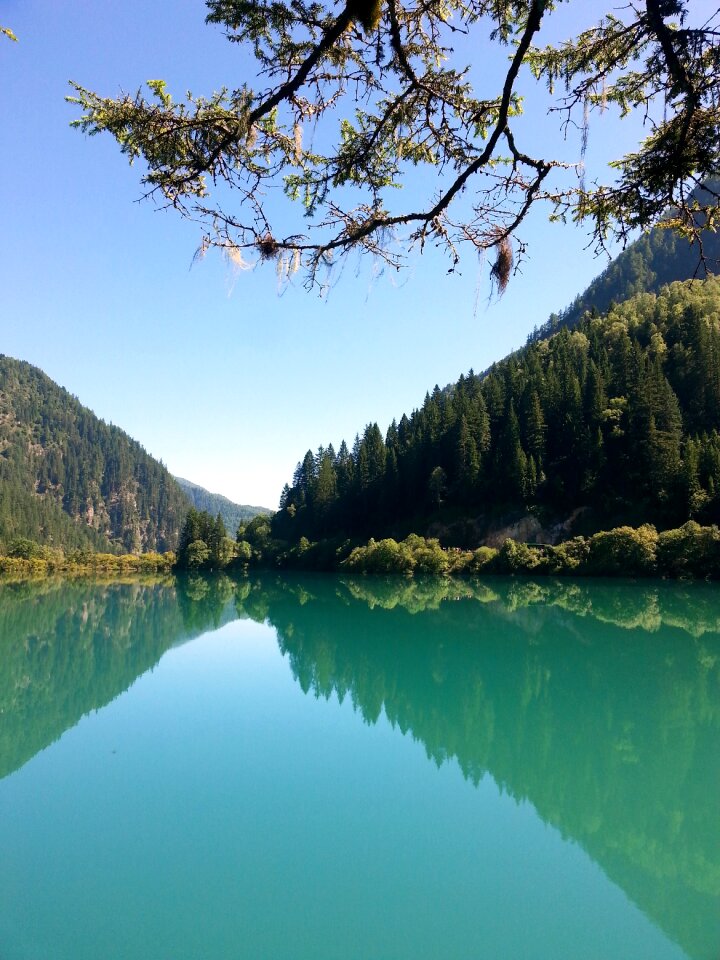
534, 188, 720, 340
273, 278, 720, 548
0, 356, 188, 552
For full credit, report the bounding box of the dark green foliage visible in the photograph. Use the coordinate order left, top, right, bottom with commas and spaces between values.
0, 476, 112, 554
174, 476, 271, 535
0, 356, 189, 552
275, 277, 720, 546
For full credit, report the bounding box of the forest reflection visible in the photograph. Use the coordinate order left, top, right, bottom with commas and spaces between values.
239, 574, 720, 960
1, 573, 718, 958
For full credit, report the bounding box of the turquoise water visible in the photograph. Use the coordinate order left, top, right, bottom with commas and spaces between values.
0, 574, 718, 959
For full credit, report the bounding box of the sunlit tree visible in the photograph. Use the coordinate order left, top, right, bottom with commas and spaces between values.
69, 1, 720, 289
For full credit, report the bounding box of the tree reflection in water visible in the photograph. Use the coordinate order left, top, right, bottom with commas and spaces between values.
0, 573, 717, 958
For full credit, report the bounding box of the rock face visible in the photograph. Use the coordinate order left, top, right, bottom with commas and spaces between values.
0, 355, 190, 552
428, 508, 589, 549
481, 508, 589, 547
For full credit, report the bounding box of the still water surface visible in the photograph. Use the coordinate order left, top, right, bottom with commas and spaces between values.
0, 574, 718, 959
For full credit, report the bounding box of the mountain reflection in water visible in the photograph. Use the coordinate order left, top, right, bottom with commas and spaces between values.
0, 573, 717, 958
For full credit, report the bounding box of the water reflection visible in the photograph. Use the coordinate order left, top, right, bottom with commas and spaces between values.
0, 573, 718, 958
0, 575, 236, 780
237, 575, 720, 960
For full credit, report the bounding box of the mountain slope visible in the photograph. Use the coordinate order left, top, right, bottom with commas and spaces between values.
0, 356, 189, 552
175, 477, 271, 536
534, 179, 720, 341
273, 277, 720, 545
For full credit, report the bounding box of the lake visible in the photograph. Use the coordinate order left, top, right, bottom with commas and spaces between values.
0, 574, 718, 959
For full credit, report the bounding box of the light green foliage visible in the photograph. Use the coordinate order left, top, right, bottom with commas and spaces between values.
402, 534, 449, 574
471, 546, 498, 572
343, 538, 415, 575
186, 539, 211, 570
218, 536, 238, 567
68, 2, 719, 287
343, 534, 456, 575
490, 539, 548, 574
0, 544, 176, 578
657, 521, 720, 578
236, 540, 253, 563
548, 537, 589, 572
586, 524, 659, 576
173, 519, 720, 581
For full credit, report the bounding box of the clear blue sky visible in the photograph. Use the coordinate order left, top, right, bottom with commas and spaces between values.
1, 1, 709, 508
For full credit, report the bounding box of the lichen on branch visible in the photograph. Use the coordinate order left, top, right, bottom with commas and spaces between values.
68, 0, 720, 290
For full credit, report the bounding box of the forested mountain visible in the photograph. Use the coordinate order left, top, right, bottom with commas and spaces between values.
274, 278, 720, 546
532, 179, 720, 341
175, 477, 270, 536
0, 356, 189, 552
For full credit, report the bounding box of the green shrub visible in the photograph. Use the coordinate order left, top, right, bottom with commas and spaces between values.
489, 539, 548, 574
657, 522, 720, 579
470, 546, 498, 572
7, 537, 43, 560
585, 524, 658, 576
547, 537, 589, 573
402, 535, 449, 574
446, 548, 473, 574
342, 538, 415, 574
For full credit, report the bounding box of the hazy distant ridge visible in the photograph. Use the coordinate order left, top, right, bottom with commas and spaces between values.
175, 476, 271, 536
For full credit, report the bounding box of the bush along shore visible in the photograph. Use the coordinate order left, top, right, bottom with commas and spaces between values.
0, 539, 175, 578
4, 520, 720, 580
235, 519, 720, 580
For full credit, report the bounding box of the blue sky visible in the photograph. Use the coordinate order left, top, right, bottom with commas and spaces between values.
1, 1, 709, 508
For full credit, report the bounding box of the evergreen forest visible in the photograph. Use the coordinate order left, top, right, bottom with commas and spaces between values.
274, 278, 720, 548
0, 356, 188, 552
531, 187, 720, 341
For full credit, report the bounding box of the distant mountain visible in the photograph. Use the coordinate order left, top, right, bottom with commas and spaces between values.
175, 477, 271, 536
0, 356, 189, 552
